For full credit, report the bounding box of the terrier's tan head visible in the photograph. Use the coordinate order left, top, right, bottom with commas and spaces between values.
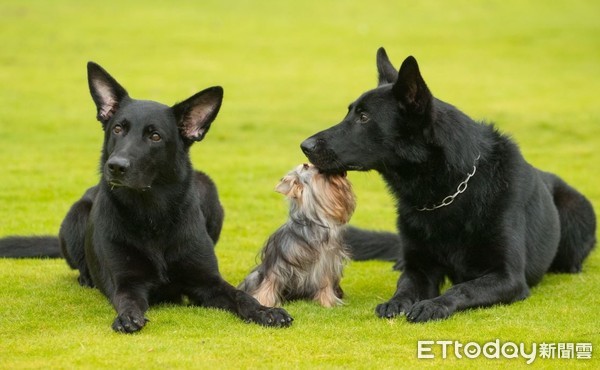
275, 163, 356, 224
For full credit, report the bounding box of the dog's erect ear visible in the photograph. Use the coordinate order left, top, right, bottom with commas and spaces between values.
172, 86, 223, 142
376, 47, 398, 86
87, 62, 129, 124
392, 56, 432, 115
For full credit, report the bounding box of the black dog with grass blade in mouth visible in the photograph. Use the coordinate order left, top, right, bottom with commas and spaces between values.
0, 63, 293, 332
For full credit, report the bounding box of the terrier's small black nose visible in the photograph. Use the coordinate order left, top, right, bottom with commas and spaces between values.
107, 156, 130, 178
301, 137, 317, 155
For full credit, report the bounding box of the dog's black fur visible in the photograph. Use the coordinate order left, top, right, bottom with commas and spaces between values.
301, 48, 596, 322
0, 63, 292, 332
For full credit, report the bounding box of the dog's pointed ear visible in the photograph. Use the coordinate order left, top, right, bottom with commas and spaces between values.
172, 86, 223, 143
392, 56, 432, 115
87, 62, 129, 125
376, 47, 397, 86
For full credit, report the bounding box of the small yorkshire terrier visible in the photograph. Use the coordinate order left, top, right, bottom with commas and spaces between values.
239, 163, 356, 307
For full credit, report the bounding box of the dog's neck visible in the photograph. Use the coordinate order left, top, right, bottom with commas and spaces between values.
414, 153, 480, 211
380, 151, 483, 213
288, 210, 343, 246
100, 170, 193, 225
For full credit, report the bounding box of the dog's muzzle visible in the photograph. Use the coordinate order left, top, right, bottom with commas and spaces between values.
300, 137, 321, 156
300, 137, 341, 173
106, 156, 130, 180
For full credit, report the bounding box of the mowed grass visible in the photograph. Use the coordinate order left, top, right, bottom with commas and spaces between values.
0, 0, 599, 368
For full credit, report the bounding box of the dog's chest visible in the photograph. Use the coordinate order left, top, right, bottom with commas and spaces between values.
419, 240, 495, 283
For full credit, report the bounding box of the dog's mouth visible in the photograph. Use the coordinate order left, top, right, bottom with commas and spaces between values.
107, 179, 152, 192
305, 153, 365, 174
108, 180, 124, 189
315, 163, 363, 175
315, 167, 348, 177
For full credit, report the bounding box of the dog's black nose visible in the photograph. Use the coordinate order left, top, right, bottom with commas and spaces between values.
301, 137, 318, 155
107, 157, 130, 178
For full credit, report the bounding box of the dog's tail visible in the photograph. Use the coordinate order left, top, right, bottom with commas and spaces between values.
343, 226, 403, 268
0, 236, 61, 258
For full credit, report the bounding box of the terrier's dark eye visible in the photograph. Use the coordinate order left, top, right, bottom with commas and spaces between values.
112, 125, 123, 135
303, 163, 310, 170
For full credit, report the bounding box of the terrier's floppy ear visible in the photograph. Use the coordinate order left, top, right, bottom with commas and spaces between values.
321, 175, 356, 224
275, 176, 294, 195
376, 47, 398, 86
392, 56, 432, 115
172, 86, 223, 143
87, 62, 129, 125
275, 176, 303, 198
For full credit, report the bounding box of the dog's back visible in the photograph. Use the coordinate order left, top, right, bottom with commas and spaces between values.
193, 171, 224, 245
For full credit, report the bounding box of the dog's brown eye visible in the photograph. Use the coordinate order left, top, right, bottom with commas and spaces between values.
150, 132, 161, 142
358, 112, 370, 123
112, 125, 123, 135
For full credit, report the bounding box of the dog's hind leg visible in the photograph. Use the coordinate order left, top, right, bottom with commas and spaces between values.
315, 282, 344, 308
543, 173, 596, 273
58, 186, 97, 287
251, 275, 282, 307
334, 281, 344, 299
194, 171, 224, 245
238, 269, 282, 306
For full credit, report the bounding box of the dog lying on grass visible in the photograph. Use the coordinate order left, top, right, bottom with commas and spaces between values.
301, 47, 596, 322
0, 62, 293, 332
239, 163, 356, 307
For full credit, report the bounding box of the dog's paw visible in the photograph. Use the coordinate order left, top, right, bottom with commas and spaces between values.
77, 273, 94, 288
406, 299, 451, 323
375, 298, 412, 318
111, 312, 149, 333
246, 307, 293, 328
392, 258, 405, 271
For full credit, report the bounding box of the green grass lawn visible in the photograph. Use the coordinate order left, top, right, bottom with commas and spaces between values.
1, 0, 599, 368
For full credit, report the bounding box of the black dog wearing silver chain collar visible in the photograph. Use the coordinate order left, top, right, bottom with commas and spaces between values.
301, 48, 596, 322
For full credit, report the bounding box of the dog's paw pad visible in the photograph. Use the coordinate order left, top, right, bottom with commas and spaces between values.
112, 313, 148, 333
249, 307, 293, 328
407, 300, 450, 323
375, 298, 413, 319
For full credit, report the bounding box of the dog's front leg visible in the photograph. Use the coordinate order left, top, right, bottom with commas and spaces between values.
376, 267, 443, 318
111, 286, 150, 333
406, 272, 529, 323
187, 276, 293, 328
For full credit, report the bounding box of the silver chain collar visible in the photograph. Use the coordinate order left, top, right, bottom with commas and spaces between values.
416, 154, 481, 212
